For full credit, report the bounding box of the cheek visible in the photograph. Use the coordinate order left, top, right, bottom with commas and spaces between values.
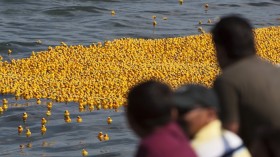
184, 110, 208, 134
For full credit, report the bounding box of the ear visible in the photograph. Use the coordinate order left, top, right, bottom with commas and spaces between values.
171, 108, 179, 120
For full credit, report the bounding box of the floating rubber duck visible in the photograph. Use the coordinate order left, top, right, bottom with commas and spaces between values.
8, 49, 12, 55
82, 149, 88, 156
2, 104, 8, 111
18, 125, 23, 134
47, 102, 52, 110
26, 128, 31, 137
97, 132, 104, 141
107, 117, 113, 125
207, 19, 212, 24
36, 98, 41, 105
111, 10, 115, 16
20, 144, 25, 149
41, 125, 47, 135
22, 112, 28, 122
15, 96, 20, 100
76, 116, 83, 123
96, 104, 102, 110
89, 104, 94, 112
204, 3, 209, 9
153, 21, 157, 27
26, 143, 32, 148
152, 15, 156, 20
0, 106, 3, 113
79, 104, 84, 110
36, 40, 42, 44
199, 21, 203, 25
41, 118, 47, 125
103, 134, 110, 141
198, 27, 205, 33
79, 107, 85, 112
3, 99, 8, 104
163, 17, 168, 20
179, 0, 183, 5
64, 110, 70, 117
64, 116, 71, 123
103, 104, 109, 110
46, 110, 51, 116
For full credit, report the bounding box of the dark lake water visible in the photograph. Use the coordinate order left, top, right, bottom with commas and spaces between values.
0, 0, 279, 156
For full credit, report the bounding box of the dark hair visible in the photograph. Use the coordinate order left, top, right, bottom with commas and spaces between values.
127, 80, 173, 131
173, 84, 220, 116
212, 15, 256, 59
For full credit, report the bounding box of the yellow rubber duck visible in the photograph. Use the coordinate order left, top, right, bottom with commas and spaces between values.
163, 17, 168, 20
96, 104, 102, 110
26, 143, 32, 148
64, 110, 70, 117
199, 21, 203, 25
41, 125, 47, 135
79, 104, 84, 110
3, 98, 8, 104
15, 96, 20, 100
41, 118, 47, 125
97, 132, 104, 141
207, 19, 212, 24
18, 125, 23, 134
198, 27, 205, 33
103, 104, 109, 110
111, 10, 115, 16
47, 102, 53, 110
179, 0, 183, 5
204, 3, 209, 9
26, 128, 31, 137
0, 106, 3, 113
152, 15, 156, 20
89, 104, 94, 112
65, 116, 71, 123
2, 104, 8, 111
36, 98, 41, 105
103, 134, 110, 141
8, 49, 12, 55
36, 40, 42, 44
22, 112, 28, 122
76, 116, 83, 123
153, 21, 157, 27
107, 117, 113, 125
46, 110, 51, 116
79, 107, 85, 112
82, 149, 88, 156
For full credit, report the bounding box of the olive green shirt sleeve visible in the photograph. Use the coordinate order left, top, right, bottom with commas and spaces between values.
214, 77, 239, 125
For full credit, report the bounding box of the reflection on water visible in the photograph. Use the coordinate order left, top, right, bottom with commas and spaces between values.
0, 0, 279, 156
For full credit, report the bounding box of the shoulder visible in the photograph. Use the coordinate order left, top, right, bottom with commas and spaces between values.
223, 131, 252, 157
223, 130, 243, 148
139, 123, 196, 157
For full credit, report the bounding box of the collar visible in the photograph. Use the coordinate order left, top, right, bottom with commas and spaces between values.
192, 120, 222, 145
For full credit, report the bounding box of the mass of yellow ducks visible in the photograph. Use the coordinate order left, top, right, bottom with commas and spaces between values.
0, 26, 279, 111
0, 26, 279, 156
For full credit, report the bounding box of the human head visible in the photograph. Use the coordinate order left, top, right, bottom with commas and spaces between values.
126, 80, 174, 138
173, 84, 219, 139
212, 15, 256, 69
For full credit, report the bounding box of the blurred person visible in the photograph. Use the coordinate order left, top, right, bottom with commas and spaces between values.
126, 80, 197, 157
212, 15, 280, 146
173, 84, 251, 157
250, 127, 280, 157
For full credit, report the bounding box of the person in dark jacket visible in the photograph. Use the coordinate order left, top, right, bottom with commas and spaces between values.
212, 15, 280, 147
126, 80, 197, 157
